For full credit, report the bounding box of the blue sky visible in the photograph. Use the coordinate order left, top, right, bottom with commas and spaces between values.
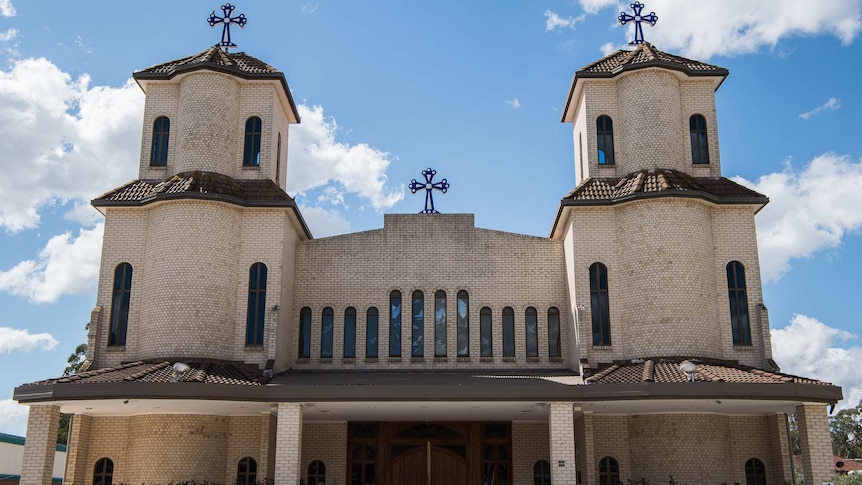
1, 0, 861, 435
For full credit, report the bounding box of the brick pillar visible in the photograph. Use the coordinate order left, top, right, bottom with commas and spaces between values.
797, 404, 834, 484
259, 411, 277, 483
576, 412, 596, 485
767, 413, 793, 484
64, 414, 93, 485
20, 404, 60, 485
275, 403, 303, 485
549, 402, 578, 484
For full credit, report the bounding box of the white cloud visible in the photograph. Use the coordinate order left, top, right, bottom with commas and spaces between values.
578, 0, 615, 15
0, 399, 28, 436
544, 10, 586, 32
504, 98, 521, 109
599, 42, 618, 56
0, 327, 58, 354
0, 28, 16, 42
300, 3, 319, 14
0, 0, 15, 18
799, 97, 841, 120
299, 205, 351, 238
0, 223, 103, 303
734, 153, 862, 282
75, 35, 92, 54
772, 314, 862, 410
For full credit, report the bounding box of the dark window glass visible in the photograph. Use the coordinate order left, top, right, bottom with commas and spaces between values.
435, 290, 447, 357
590, 262, 611, 346
150, 116, 170, 166
599, 456, 620, 485
237, 457, 257, 485
299, 307, 311, 358
109, 263, 132, 346
480, 307, 493, 357
525, 307, 538, 357
390, 290, 402, 357
344, 307, 357, 359
245, 263, 267, 346
366, 307, 379, 358
93, 457, 113, 485
457, 290, 469, 357
533, 460, 551, 485
727, 261, 752, 345
745, 458, 766, 485
308, 460, 326, 485
503, 307, 515, 357
243, 116, 262, 167
321, 307, 334, 358
596, 115, 615, 165
548, 307, 561, 358
690, 114, 710, 164
276, 132, 282, 184
411, 290, 424, 357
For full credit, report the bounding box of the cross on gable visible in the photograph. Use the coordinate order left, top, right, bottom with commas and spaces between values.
207, 3, 248, 51
408, 168, 450, 214
618, 2, 658, 45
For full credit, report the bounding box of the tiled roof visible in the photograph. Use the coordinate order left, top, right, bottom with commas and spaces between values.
22, 360, 265, 387
135, 45, 279, 78
578, 43, 727, 78
585, 358, 833, 386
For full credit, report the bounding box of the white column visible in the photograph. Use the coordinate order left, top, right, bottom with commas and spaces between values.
20, 404, 60, 485
549, 401, 578, 484
274, 402, 303, 485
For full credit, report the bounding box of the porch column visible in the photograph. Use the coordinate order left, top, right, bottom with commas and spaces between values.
64, 414, 93, 485
20, 404, 60, 485
766, 413, 793, 484
796, 404, 834, 484
549, 401, 578, 484
275, 402, 303, 485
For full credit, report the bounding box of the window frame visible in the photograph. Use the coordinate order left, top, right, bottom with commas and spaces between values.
502, 307, 515, 357
344, 307, 357, 359
525, 307, 538, 358
598, 456, 620, 485
366, 307, 379, 358
243, 116, 263, 167
411, 290, 424, 357
457, 290, 470, 357
390, 290, 402, 357
480, 307, 493, 357
150, 116, 170, 167
245, 262, 267, 346
321, 306, 334, 358
93, 457, 114, 485
596, 115, 615, 165
744, 457, 766, 485
727, 261, 752, 346
690, 114, 710, 164
590, 262, 611, 346
548, 307, 561, 358
236, 457, 257, 485
533, 459, 551, 485
298, 307, 312, 358
435, 290, 447, 357
307, 459, 326, 485
109, 263, 132, 346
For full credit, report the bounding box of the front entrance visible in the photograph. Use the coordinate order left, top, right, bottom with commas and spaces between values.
389, 443, 468, 485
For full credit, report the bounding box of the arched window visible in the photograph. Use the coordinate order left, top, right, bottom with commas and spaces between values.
525, 307, 538, 357
457, 290, 469, 357
411, 290, 424, 357
548, 307, 561, 358
596, 115, 615, 165
690, 114, 709, 164
480, 307, 493, 357
109, 263, 132, 346
366, 307, 379, 358
298, 307, 311, 358
503, 307, 515, 357
243, 116, 262, 166
390, 290, 402, 357
590, 263, 611, 346
93, 457, 113, 485
245, 263, 267, 346
307, 460, 326, 485
321, 307, 334, 358
435, 290, 447, 357
344, 307, 357, 359
533, 460, 551, 485
237, 457, 257, 485
150, 117, 170, 166
275, 132, 282, 184
598, 456, 620, 485
745, 458, 766, 485
727, 261, 752, 346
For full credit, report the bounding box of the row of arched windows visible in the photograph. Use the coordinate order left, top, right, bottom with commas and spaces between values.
148, 116, 269, 168
593, 114, 710, 166
591, 456, 766, 485
91, 457, 285, 485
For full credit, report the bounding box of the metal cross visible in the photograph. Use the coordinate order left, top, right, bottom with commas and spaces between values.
408, 168, 449, 214
618, 2, 658, 45
207, 4, 248, 51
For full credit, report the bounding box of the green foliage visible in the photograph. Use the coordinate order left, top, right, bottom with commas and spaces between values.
57, 323, 88, 444
832, 400, 862, 459
837, 474, 862, 485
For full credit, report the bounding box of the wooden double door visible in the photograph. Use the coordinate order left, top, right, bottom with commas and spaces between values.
388, 442, 468, 485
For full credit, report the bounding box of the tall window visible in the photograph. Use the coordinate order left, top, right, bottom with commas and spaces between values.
245, 263, 267, 346
599, 456, 620, 485
390, 290, 402, 357
548, 307, 561, 358
435, 290, 447, 357
150, 116, 170, 166
109, 263, 132, 346
366, 307, 379, 358
727, 261, 752, 346
745, 458, 766, 485
690, 114, 709, 164
596, 115, 615, 165
237, 457, 257, 485
503, 307, 515, 357
93, 458, 113, 485
590, 262, 611, 346
298, 307, 311, 358
525, 307, 538, 358
457, 290, 469, 357
480, 307, 493, 357
321, 307, 334, 358
344, 307, 357, 359
243, 116, 262, 166
307, 460, 326, 485
275, 132, 282, 184
412, 290, 424, 357
533, 460, 551, 485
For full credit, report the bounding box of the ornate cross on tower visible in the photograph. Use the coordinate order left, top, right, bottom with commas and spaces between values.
207, 3, 248, 51
618, 2, 658, 45
408, 168, 449, 214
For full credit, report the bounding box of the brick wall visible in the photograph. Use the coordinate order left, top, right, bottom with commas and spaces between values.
512, 422, 550, 484
301, 422, 347, 485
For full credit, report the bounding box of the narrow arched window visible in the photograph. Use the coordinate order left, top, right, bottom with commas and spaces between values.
533, 460, 551, 485
308, 460, 326, 485
321, 307, 334, 358
457, 290, 469, 357
366, 307, 379, 358
745, 458, 766, 485
590, 263, 611, 346
298, 307, 311, 358
390, 290, 402, 357
93, 458, 113, 485
503, 306, 515, 357
690, 114, 709, 164
243, 116, 262, 166
599, 456, 620, 485
435, 290, 447, 357
109, 263, 132, 346
596, 115, 615, 165
727, 261, 751, 346
480, 307, 493, 357
412, 290, 424, 357
275, 132, 282, 184
548, 307, 561, 358
344, 307, 357, 359
150, 116, 170, 166
245, 263, 267, 346
525, 307, 538, 358
237, 457, 257, 485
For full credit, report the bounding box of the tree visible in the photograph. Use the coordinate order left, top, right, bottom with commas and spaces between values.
831, 400, 862, 459
57, 325, 88, 444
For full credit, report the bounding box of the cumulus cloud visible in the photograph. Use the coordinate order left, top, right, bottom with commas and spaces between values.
0, 0, 15, 18
799, 97, 841, 120
772, 314, 862, 410
544, 10, 585, 32
0, 399, 28, 436
0, 28, 16, 42
733, 153, 862, 282
600, 42, 619, 56
0, 327, 59, 354
299, 205, 351, 238
504, 98, 521, 109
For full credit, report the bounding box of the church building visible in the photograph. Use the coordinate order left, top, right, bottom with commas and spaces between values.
14, 4, 842, 485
